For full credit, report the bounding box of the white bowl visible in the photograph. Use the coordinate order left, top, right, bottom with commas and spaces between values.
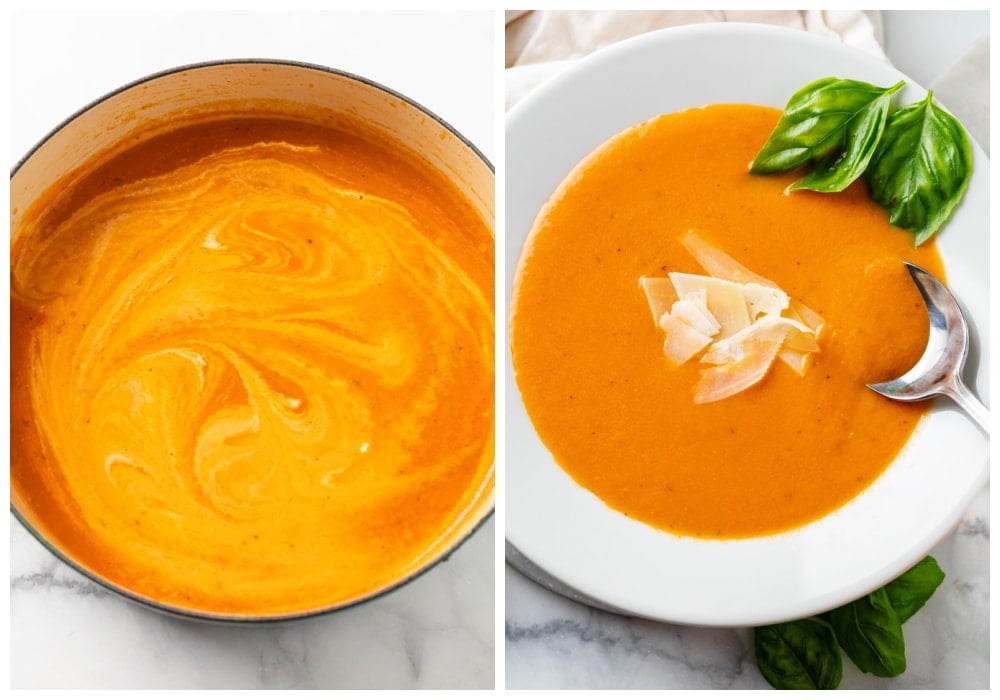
505, 23, 989, 626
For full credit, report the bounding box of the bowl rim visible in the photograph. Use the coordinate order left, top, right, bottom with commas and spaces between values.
10, 57, 495, 624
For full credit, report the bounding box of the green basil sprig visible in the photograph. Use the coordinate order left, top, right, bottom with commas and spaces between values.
751, 77, 973, 245
751, 77, 903, 193
824, 588, 906, 677
753, 556, 945, 689
866, 91, 974, 245
753, 617, 843, 689
883, 555, 946, 624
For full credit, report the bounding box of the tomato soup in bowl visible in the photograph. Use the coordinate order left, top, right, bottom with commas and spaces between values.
510, 102, 942, 539
10, 61, 494, 621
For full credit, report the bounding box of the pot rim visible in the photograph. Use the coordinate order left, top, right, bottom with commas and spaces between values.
11, 57, 495, 178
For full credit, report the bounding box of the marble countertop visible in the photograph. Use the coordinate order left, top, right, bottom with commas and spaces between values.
504, 10, 989, 691
9, 9, 495, 690
506, 494, 988, 690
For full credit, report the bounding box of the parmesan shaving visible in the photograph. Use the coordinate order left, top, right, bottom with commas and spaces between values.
659, 313, 714, 368
639, 276, 678, 327
639, 234, 823, 401
680, 229, 825, 334
680, 230, 774, 286
670, 290, 720, 337
778, 347, 813, 377
695, 332, 786, 403
669, 273, 751, 339
743, 282, 789, 319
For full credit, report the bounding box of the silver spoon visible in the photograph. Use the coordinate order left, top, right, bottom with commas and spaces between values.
867, 262, 989, 434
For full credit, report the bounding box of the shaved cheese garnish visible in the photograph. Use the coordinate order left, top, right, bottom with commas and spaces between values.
669, 290, 720, 337
660, 314, 713, 368
743, 282, 789, 319
680, 229, 777, 286
669, 273, 751, 338
639, 276, 678, 327
783, 325, 821, 353
778, 302, 823, 374
695, 327, 787, 403
701, 317, 807, 365
639, 234, 823, 401
778, 347, 812, 377
678, 230, 825, 375
789, 299, 826, 338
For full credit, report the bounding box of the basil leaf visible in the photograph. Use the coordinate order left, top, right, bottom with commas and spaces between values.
751, 77, 904, 193
792, 82, 900, 193
825, 588, 906, 677
754, 617, 843, 690
884, 556, 945, 623
865, 91, 973, 245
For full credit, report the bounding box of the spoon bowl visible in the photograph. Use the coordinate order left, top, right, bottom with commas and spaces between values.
867, 262, 989, 433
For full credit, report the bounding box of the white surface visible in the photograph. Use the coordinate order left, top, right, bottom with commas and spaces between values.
506, 20, 989, 628
881, 10, 989, 88
10, 10, 493, 164
9, 9, 495, 690
505, 12, 989, 690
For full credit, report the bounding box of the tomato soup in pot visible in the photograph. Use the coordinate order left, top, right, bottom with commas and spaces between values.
11, 63, 494, 618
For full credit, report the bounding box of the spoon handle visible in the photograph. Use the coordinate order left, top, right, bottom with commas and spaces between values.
944, 378, 990, 435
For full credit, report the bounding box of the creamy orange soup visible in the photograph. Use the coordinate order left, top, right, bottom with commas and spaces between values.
510, 104, 942, 538
11, 115, 494, 614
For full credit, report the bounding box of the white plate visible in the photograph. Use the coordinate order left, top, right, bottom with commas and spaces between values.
505, 23, 989, 627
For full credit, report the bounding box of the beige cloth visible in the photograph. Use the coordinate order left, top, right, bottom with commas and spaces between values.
505, 11, 887, 110
506, 10, 886, 67
505, 11, 988, 159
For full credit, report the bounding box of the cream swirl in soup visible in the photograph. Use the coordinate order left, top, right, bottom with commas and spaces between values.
12, 117, 494, 614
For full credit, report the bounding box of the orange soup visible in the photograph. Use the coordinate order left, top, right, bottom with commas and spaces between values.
510, 104, 941, 538
11, 115, 494, 614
